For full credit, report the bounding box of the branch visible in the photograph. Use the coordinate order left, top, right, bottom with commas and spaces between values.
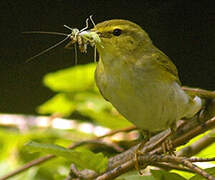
94, 115, 215, 180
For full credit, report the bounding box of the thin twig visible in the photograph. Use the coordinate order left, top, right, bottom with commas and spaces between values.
148, 155, 215, 180
189, 157, 215, 162
153, 162, 194, 172
70, 139, 124, 152
177, 129, 215, 157
66, 164, 98, 180
98, 126, 137, 138
182, 87, 215, 99
0, 155, 54, 180
173, 157, 215, 180
96, 160, 134, 180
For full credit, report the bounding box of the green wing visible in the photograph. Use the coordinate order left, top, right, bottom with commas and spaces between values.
154, 49, 181, 85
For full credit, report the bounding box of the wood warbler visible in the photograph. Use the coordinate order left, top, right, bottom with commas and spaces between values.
80, 19, 202, 133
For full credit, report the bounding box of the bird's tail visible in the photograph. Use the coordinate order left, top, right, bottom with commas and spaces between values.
183, 86, 215, 120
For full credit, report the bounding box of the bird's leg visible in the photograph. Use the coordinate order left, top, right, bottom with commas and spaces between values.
135, 128, 175, 175
161, 125, 176, 155
134, 131, 151, 175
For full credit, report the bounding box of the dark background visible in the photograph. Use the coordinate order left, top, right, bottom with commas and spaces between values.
1, 0, 215, 114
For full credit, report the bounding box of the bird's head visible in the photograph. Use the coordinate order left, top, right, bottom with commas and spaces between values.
80, 19, 153, 60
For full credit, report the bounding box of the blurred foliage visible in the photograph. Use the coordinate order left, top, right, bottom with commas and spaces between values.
1, 63, 215, 179
38, 63, 132, 129
0, 63, 132, 180
0, 127, 93, 180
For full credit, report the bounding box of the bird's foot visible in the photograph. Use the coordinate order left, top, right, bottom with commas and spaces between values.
134, 139, 149, 175
161, 138, 176, 155
134, 131, 151, 175
134, 129, 174, 175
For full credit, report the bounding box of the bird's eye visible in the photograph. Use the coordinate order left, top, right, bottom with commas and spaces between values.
113, 28, 122, 36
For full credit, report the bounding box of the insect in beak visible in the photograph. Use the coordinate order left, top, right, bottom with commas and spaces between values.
24, 15, 100, 64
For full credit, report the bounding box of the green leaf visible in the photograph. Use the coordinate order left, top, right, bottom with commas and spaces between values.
151, 170, 186, 180
189, 167, 215, 180
25, 141, 108, 173
37, 93, 76, 116
171, 170, 194, 179
43, 63, 96, 93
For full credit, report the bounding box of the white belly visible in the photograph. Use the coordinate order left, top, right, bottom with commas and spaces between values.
95, 61, 190, 132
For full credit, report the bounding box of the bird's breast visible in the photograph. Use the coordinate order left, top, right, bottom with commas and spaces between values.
95, 58, 190, 132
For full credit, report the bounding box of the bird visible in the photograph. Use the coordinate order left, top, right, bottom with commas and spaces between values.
80, 19, 202, 136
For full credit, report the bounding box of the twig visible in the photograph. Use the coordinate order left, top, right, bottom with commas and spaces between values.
189, 157, 215, 162
98, 125, 137, 138
177, 129, 215, 157
174, 157, 215, 180
182, 87, 215, 99
70, 139, 124, 152
150, 155, 215, 180
0, 155, 54, 180
66, 164, 82, 180
66, 164, 98, 180
181, 160, 214, 180
153, 162, 194, 172
96, 160, 134, 180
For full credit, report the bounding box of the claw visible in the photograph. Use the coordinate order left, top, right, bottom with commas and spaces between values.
161, 138, 176, 155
